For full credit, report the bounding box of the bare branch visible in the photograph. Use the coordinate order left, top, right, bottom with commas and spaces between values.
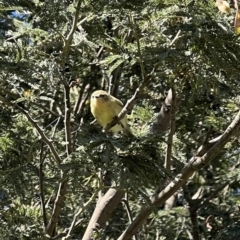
195, 181, 231, 210
64, 84, 72, 156
19, 108, 62, 166
164, 88, 176, 170
45, 74, 73, 238
75, 83, 90, 116
61, 0, 82, 63
50, 117, 61, 139
82, 188, 125, 240
149, 89, 173, 134
170, 30, 182, 46
63, 187, 101, 240
117, 110, 240, 240
39, 141, 47, 227
163, 89, 176, 209
0, 96, 62, 166
32, 102, 65, 119
45, 179, 68, 237
128, 14, 145, 80
183, 186, 200, 240
51, 219, 84, 240
122, 194, 138, 240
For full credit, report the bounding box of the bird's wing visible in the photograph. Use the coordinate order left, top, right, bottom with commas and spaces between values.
113, 97, 124, 107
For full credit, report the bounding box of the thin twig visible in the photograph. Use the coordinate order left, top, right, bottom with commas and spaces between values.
63, 187, 101, 240
64, 84, 72, 156
98, 169, 103, 201
61, 0, 83, 63
122, 193, 138, 240
77, 15, 91, 28
128, 14, 145, 80
32, 102, 65, 119
170, 30, 182, 46
17, 107, 61, 166
46, 176, 68, 236
51, 219, 84, 239
183, 185, 200, 240
51, 117, 61, 139
195, 181, 231, 210
75, 83, 90, 116
39, 141, 47, 227
108, 75, 114, 94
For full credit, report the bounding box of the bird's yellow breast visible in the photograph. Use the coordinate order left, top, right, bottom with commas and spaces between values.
91, 98, 123, 127
90, 90, 129, 133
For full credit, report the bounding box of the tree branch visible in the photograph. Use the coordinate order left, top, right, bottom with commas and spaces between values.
163, 89, 177, 209
75, 83, 90, 116
61, 0, 82, 63
63, 187, 101, 240
39, 141, 47, 227
64, 84, 72, 156
117, 110, 240, 240
18, 108, 62, 166
183, 185, 200, 240
82, 188, 125, 240
0, 96, 62, 166
149, 89, 173, 134
45, 178, 68, 237
164, 88, 176, 170
128, 14, 145, 81
122, 194, 138, 240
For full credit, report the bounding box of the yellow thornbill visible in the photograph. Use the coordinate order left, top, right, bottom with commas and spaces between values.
235, 11, 240, 35
90, 90, 135, 137
215, 0, 230, 14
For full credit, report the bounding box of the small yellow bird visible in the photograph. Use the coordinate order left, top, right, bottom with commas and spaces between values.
215, 0, 230, 14
90, 90, 135, 137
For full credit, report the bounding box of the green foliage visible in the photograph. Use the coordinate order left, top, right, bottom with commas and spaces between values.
1, 0, 240, 239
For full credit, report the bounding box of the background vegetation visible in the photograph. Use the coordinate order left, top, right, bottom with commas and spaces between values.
1, 0, 240, 239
